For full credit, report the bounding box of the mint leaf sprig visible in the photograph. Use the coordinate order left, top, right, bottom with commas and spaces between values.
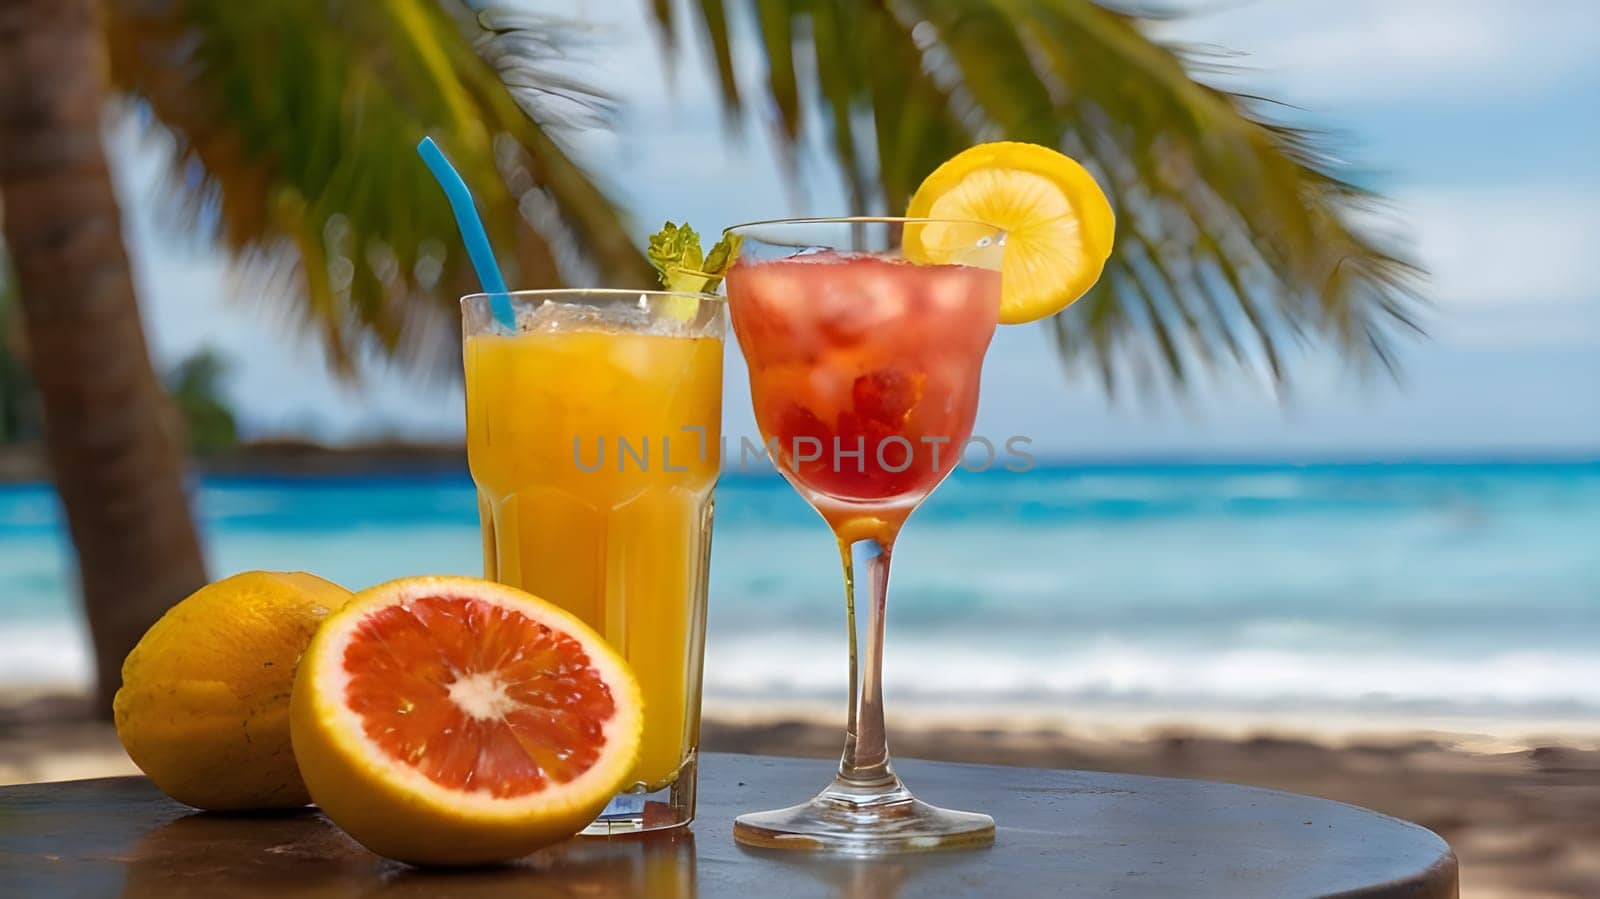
647, 222, 741, 294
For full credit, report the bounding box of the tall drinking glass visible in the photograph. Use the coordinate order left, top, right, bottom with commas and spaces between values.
723, 218, 1005, 851
462, 289, 724, 834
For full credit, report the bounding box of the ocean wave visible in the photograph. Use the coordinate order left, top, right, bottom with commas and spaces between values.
2, 462, 1594, 720
5, 622, 1595, 718
702, 636, 1600, 715
0, 623, 93, 688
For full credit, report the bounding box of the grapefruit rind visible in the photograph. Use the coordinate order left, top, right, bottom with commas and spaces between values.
290, 575, 643, 865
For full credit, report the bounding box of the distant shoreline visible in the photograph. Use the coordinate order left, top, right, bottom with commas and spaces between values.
2, 439, 1595, 485
0, 440, 469, 484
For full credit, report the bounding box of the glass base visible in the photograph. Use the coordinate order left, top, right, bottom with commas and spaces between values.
582, 752, 697, 836
733, 775, 994, 854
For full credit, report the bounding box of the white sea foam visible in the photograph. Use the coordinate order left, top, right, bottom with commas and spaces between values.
3, 463, 1595, 725
702, 635, 1600, 717
0, 622, 94, 689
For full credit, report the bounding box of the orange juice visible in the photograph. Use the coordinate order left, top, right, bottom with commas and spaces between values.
464, 323, 721, 792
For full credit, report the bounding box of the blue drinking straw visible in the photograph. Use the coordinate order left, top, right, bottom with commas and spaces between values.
416, 137, 515, 329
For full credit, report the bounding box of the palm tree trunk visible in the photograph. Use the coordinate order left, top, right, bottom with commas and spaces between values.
0, 0, 208, 714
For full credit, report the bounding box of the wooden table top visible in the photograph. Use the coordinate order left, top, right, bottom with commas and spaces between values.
0, 752, 1456, 898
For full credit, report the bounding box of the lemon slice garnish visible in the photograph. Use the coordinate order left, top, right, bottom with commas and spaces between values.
906, 141, 1115, 324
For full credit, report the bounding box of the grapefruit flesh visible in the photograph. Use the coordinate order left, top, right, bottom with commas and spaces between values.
291, 576, 642, 865
344, 595, 615, 797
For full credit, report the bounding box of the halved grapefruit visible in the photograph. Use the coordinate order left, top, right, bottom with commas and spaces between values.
290, 575, 642, 865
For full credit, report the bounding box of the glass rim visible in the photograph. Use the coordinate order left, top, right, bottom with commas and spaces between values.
723, 215, 1005, 237
460, 287, 723, 305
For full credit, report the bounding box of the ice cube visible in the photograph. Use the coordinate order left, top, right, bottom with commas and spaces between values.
514, 300, 613, 334
816, 258, 911, 345
515, 296, 690, 337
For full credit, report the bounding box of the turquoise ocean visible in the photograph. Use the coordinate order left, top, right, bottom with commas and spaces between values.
3, 461, 1597, 726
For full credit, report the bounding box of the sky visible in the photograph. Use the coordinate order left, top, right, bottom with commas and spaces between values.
113, 0, 1600, 457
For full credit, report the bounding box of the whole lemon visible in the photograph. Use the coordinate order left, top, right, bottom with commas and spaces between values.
113, 570, 352, 810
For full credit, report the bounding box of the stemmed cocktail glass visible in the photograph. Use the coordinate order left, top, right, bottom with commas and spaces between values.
722, 217, 1005, 852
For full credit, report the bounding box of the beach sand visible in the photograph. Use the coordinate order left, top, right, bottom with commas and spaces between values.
3, 693, 1596, 899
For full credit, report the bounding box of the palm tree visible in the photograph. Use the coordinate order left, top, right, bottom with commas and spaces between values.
1, 0, 652, 712
0, 250, 40, 444
1, 0, 209, 715
661, 0, 1422, 391
164, 349, 239, 456
0, 0, 1419, 713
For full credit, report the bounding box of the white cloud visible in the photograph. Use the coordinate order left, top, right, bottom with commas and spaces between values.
1398, 185, 1600, 310
1436, 301, 1600, 350
1155, 0, 1600, 104
95, 0, 1599, 452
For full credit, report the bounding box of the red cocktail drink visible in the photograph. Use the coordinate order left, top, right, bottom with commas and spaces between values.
727, 253, 999, 538
722, 218, 1005, 853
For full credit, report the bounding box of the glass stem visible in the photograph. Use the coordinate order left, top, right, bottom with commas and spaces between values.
836, 536, 897, 789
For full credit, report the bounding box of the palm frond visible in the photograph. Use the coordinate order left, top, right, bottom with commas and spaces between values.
695, 0, 744, 116
646, 0, 678, 55
102, 0, 653, 377
752, 0, 800, 145
672, 0, 1425, 395
809, 0, 875, 212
